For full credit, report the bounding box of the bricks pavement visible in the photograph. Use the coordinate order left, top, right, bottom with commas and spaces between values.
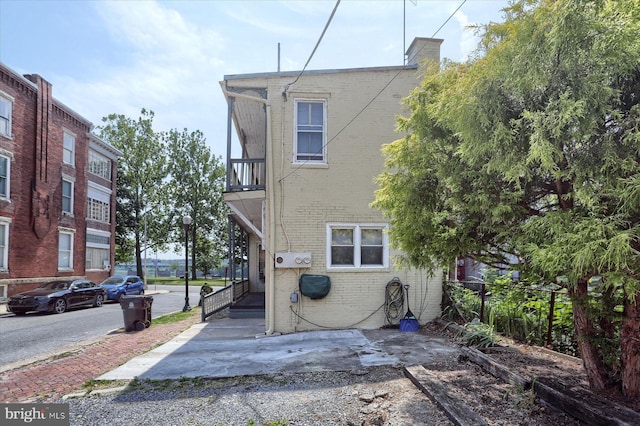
0, 311, 201, 403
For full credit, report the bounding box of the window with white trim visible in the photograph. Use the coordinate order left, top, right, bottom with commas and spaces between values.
0, 218, 10, 270
88, 150, 112, 180
58, 229, 74, 270
294, 99, 327, 163
87, 185, 111, 223
86, 229, 110, 270
0, 155, 9, 199
327, 224, 389, 268
0, 94, 12, 138
63, 131, 75, 166
62, 178, 73, 214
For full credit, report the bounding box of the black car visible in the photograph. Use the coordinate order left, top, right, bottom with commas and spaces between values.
7, 280, 106, 315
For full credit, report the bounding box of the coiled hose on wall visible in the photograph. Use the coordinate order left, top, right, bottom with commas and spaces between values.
384, 277, 405, 325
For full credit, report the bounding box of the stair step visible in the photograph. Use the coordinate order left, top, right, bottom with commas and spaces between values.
228, 309, 265, 319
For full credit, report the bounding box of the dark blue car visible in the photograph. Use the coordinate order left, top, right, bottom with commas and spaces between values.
100, 275, 145, 302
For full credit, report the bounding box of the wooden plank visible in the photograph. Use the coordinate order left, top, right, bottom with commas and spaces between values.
460, 347, 529, 388
461, 347, 640, 426
533, 380, 640, 426
404, 365, 488, 426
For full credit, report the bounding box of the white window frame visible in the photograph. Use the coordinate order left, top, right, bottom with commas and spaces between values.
86, 229, 111, 270
86, 183, 111, 223
62, 176, 74, 215
0, 217, 11, 271
58, 228, 75, 270
0, 154, 10, 200
63, 130, 75, 166
0, 92, 13, 138
88, 149, 112, 180
326, 223, 389, 270
293, 99, 327, 164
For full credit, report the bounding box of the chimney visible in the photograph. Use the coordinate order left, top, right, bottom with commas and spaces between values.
406, 37, 443, 67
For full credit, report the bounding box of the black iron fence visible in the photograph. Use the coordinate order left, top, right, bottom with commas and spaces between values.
443, 280, 577, 355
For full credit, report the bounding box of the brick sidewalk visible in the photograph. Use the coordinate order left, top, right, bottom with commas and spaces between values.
0, 312, 201, 403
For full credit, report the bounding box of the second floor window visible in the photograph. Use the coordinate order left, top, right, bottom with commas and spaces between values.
294, 99, 327, 163
0, 95, 11, 138
87, 185, 111, 223
63, 131, 75, 166
0, 156, 9, 199
87, 198, 110, 223
62, 179, 73, 214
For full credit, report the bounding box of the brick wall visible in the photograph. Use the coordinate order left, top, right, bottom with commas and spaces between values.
0, 64, 116, 297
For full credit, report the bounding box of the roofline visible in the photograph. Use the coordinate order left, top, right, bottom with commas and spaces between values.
0, 61, 93, 129
223, 64, 418, 81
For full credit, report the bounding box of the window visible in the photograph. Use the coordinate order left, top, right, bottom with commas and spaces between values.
62, 178, 73, 214
88, 150, 111, 180
86, 247, 109, 270
294, 99, 326, 163
0, 94, 11, 137
0, 218, 10, 270
63, 131, 75, 165
87, 185, 111, 223
58, 229, 74, 270
86, 229, 110, 270
0, 155, 9, 199
327, 224, 389, 268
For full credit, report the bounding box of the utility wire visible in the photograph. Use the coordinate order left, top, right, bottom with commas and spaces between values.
283, 0, 341, 95
279, 0, 468, 183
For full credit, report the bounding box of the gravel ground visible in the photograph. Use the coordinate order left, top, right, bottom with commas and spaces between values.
64, 367, 452, 426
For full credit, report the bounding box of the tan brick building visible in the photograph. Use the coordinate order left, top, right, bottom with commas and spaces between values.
0, 62, 121, 309
221, 38, 444, 333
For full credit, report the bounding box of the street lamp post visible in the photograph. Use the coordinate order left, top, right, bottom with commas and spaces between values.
182, 215, 192, 312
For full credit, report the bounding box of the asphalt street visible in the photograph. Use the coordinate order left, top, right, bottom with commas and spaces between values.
0, 285, 203, 368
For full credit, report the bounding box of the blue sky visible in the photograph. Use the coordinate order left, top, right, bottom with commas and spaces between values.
0, 0, 509, 159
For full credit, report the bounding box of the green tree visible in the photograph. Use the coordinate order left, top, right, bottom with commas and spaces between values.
164, 128, 227, 281
374, 0, 640, 397
98, 109, 168, 277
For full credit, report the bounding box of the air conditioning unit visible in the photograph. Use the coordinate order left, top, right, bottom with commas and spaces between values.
275, 252, 312, 268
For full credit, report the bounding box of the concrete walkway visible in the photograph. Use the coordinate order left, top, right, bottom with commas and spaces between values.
98, 318, 459, 381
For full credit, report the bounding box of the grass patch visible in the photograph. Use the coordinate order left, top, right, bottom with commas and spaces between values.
147, 277, 227, 287
81, 379, 130, 392
153, 308, 199, 325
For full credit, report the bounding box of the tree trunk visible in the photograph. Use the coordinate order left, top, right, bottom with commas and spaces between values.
135, 229, 143, 278
621, 291, 640, 397
570, 280, 609, 392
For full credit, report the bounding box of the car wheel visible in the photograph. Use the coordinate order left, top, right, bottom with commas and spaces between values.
94, 294, 104, 307
53, 299, 67, 314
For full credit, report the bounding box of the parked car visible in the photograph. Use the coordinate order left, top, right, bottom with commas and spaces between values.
100, 275, 145, 302
7, 280, 106, 315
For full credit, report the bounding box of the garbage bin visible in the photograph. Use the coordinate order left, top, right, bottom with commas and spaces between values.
119, 295, 153, 332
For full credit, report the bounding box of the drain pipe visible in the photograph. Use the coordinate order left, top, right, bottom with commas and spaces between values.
265, 101, 276, 335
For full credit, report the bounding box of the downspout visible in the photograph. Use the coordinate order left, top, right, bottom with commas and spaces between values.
219, 81, 275, 335
265, 101, 276, 335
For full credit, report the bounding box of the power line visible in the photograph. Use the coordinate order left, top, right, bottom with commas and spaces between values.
283, 0, 341, 96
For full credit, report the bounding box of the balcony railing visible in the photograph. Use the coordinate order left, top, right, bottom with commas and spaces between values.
227, 158, 266, 191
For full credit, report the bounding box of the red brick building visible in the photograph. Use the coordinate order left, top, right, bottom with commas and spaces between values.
0, 62, 121, 307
